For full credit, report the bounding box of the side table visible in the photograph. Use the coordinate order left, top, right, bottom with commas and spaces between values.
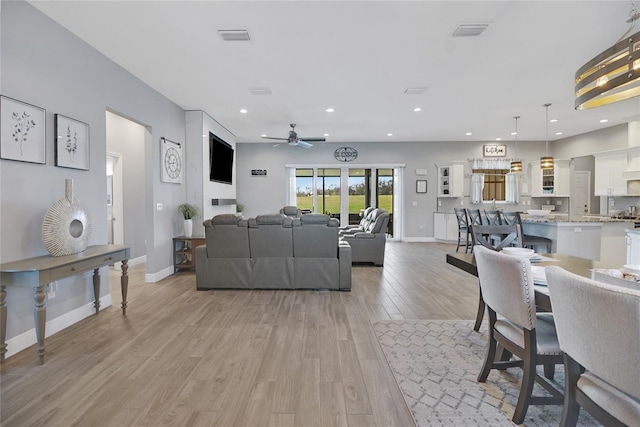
173, 236, 205, 272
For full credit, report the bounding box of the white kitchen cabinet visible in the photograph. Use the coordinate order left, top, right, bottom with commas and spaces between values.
433, 212, 459, 242
594, 152, 628, 196
530, 159, 570, 197
436, 163, 464, 197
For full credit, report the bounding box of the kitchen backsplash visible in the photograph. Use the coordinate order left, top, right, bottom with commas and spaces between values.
436, 196, 570, 214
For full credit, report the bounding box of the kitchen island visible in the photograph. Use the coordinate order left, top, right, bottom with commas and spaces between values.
521, 216, 634, 265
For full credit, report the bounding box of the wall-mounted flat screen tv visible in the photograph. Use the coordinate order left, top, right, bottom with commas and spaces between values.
209, 132, 233, 184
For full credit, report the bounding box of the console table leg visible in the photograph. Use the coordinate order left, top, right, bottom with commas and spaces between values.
121, 259, 129, 315
93, 268, 100, 314
1, 284, 7, 362
34, 285, 46, 365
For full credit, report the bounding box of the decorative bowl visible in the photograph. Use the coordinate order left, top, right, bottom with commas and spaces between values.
527, 209, 551, 217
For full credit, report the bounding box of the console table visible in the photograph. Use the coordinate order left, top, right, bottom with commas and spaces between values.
0, 244, 130, 365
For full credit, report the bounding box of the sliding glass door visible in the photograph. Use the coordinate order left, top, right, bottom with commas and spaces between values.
289, 166, 401, 239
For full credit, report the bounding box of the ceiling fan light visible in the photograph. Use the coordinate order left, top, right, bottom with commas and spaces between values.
540, 156, 554, 169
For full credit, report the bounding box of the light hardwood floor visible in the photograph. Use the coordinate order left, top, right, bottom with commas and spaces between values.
1, 242, 479, 427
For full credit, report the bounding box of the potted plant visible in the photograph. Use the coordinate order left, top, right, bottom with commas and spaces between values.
178, 203, 199, 237
236, 202, 244, 217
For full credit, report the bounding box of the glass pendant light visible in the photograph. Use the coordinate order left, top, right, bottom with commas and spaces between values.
540, 103, 554, 170
510, 115, 522, 173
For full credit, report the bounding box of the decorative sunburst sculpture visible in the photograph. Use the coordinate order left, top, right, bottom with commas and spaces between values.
42, 179, 92, 256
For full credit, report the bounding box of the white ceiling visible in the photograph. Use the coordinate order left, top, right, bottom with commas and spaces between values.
28, 0, 640, 145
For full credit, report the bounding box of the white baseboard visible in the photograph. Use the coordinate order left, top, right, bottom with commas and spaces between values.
113, 254, 146, 271
5, 294, 113, 359
404, 237, 437, 243
145, 265, 174, 283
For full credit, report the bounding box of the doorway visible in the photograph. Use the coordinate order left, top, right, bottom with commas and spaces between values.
106, 152, 124, 247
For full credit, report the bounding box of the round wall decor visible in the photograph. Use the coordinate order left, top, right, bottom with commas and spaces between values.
42, 179, 92, 256
334, 147, 358, 162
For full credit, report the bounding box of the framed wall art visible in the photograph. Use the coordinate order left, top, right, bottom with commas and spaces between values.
0, 96, 46, 164
416, 180, 427, 193
55, 114, 90, 170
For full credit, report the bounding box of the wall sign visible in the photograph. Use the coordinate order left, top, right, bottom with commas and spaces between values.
334, 147, 358, 162
251, 169, 267, 176
483, 144, 506, 157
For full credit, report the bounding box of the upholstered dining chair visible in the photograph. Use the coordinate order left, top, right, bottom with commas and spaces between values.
474, 246, 564, 424
471, 224, 524, 331
546, 266, 640, 427
453, 207, 471, 253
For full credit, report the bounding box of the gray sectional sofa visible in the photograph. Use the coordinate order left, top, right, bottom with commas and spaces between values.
195, 213, 352, 290
340, 208, 390, 266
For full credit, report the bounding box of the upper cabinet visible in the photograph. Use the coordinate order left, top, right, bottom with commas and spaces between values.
436, 163, 464, 197
530, 159, 570, 197
594, 151, 629, 196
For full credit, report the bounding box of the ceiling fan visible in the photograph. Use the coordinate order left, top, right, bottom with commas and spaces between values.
262, 123, 325, 148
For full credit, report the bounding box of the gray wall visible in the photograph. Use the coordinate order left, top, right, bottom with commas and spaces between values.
236, 139, 553, 239
1, 1, 186, 342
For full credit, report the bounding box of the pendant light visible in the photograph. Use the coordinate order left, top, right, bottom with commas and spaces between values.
510, 116, 522, 173
575, 3, 640, 109
540, 103, 554, 170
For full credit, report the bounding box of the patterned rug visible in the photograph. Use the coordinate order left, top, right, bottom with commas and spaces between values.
371, 320, 599, 427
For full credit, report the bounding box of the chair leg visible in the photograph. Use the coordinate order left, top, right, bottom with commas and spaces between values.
560, 355, 581, 427
544, 363, 555, 380
512, 331, 537, 424
473, 286, 485, 332
478, 309, 497, 382
456, 231, 462, 252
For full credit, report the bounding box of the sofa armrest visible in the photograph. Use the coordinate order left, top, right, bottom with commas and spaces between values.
195, 245, 207, 289
345, 232, 376, 239
338, 241, 352, 290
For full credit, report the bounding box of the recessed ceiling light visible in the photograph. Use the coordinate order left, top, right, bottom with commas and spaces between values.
496, 137, 502, 141
387, 133, 393, 137
465, 132, 472, 136
511, 132, 518, 136
325, 107, 335, 113
240, 109, 248, 114
600, 119, 609, 123
555, 132, 563, 136
260, 134, 267, 137
550, 118, 558, 123
413, 107, 422, 112
323, 133, 329, 137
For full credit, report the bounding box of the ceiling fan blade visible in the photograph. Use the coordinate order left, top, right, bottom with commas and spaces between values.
298, 137, 325, 142
262, 136, 288, 141
297, 140, 313, 148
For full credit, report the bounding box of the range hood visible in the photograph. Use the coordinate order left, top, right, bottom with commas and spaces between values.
623, 121, 640, 180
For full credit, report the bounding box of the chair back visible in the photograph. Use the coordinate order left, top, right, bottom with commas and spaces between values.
280, 206, 302, 218
472, 224, 523, 251
204, 214, 250, 258
454, 207, 468, 229
474, 246, 536, 330
546, 266, 640, 400
466, 208, 483, 227
501, 210, 522, 226
484, 210, 502, 225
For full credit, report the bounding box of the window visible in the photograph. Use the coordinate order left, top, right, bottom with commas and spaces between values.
473, 168, 508, 201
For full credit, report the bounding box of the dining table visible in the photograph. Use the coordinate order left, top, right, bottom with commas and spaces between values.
446, 251, 614, 312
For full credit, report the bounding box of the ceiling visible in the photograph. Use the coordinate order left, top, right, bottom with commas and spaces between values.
28, 0, 640, 145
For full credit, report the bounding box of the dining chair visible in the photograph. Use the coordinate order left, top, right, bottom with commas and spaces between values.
471, 224, 524, 331
501, 211, 552, 252
453, 207, 471, 253
465, 208, 483, 247
474, 246, 564, 424
546, 267, 640, 427
484, 210, 502, 226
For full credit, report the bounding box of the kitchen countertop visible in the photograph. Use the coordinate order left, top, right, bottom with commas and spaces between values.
521, 215, 636, 224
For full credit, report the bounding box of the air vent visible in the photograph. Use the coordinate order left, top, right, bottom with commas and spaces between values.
249, 87, 272, 95
218, 29, 250, 41
452, 24, 489, 37
404, 87, 428, 95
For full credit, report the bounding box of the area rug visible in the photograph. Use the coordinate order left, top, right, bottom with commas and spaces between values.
371, 320, 598, 426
